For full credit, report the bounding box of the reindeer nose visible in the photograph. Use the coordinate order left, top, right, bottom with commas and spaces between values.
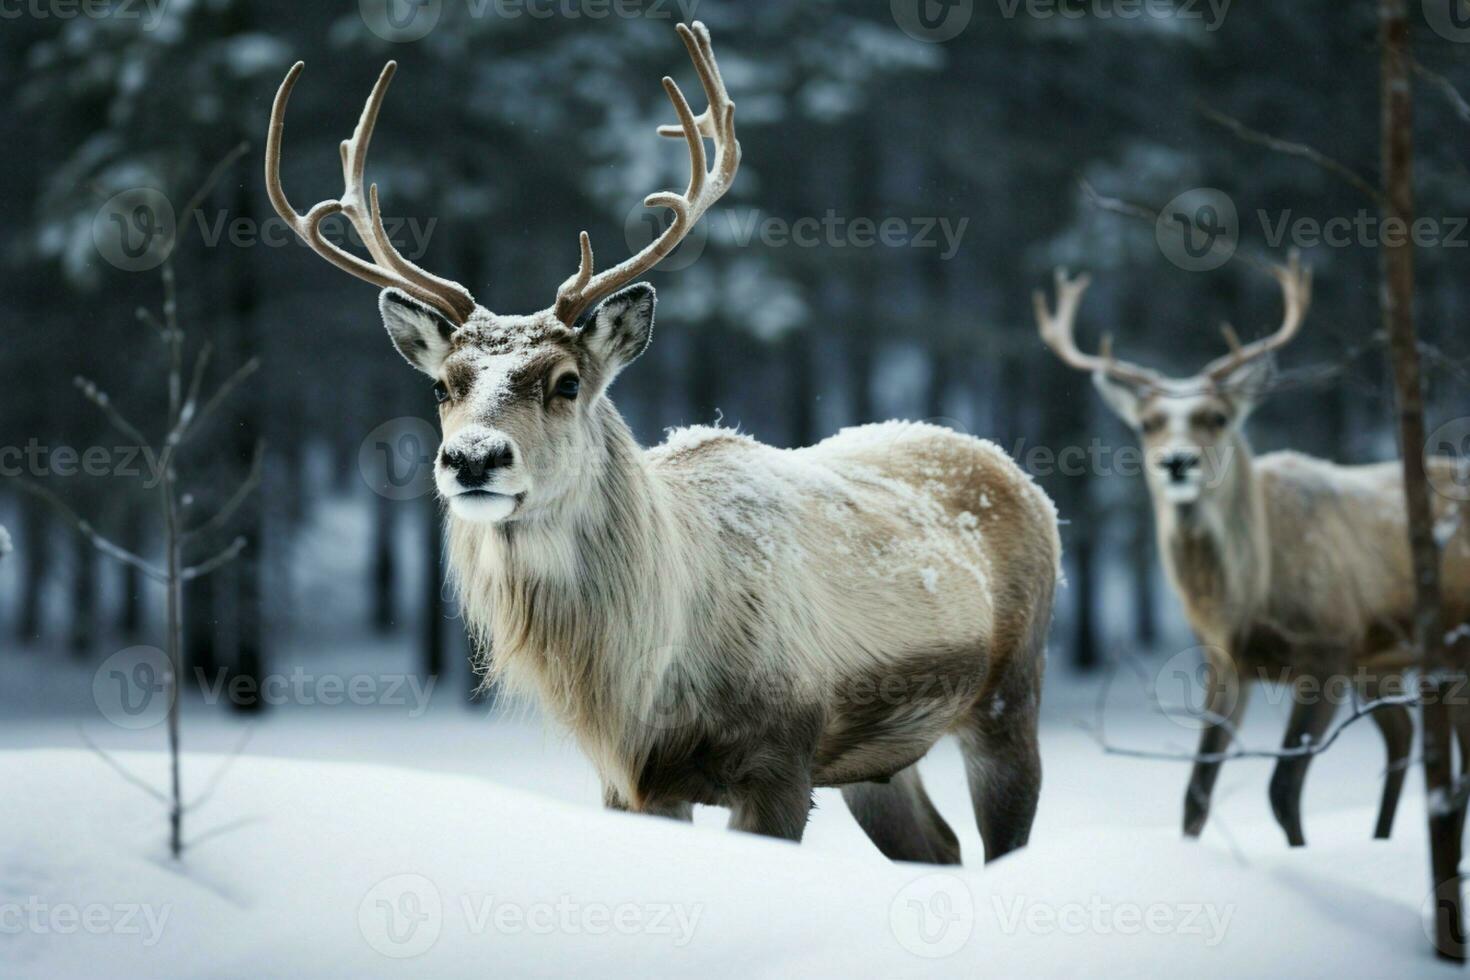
1162, 452, 1201, 483
442, 443, 514, 488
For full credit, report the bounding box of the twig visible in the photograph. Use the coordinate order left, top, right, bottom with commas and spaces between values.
176, 357, 260, 445
1414, 59, 1470, 124
186, 723, 257, 812
178, 342, 215, 433
173, 142, 250, 247
1197, 103, 1385, 205
185, 441, 265, 542
73, 376, 150, 448
76, 725, 168, 807
181, 536, 247, 582
1078, 178, 1277, 277
8, 478, 166, 583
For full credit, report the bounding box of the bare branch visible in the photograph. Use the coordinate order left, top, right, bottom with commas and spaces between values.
185, 441, 265, 542
1078, 178, 1277, 277
186, 723, 257, 812
173, 142, 250, 248
182, 536, 247, 582
8, 478, 166, 583
177, 357, 261, 445
77, 725, 168, 807
1414, 59, 1470, 125
1197, 103, 1384, 205
73, 376, 150, 448
178, 342, 215, 433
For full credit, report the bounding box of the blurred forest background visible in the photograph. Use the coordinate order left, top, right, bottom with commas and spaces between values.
3, 0, 1469, 707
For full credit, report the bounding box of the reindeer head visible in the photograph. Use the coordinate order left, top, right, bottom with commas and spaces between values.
266, 22, 739, 524
1035, 253, 1312, 508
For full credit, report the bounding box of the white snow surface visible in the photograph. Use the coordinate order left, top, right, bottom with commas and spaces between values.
0, 661, 1462, 978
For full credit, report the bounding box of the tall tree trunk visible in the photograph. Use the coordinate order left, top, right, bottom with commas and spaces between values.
786, 330, 818, 449
184, 574, 218, 692
1071, 519, 1099, 671
1378, 1, 1463, 961
1133, 503, 1157, 648
229, 179, 265, 714
68, 530, 95, 658
372, 491, 396, 632
18, 496, 47, 643
423, 499, 445, 680
118, 502, 144, 638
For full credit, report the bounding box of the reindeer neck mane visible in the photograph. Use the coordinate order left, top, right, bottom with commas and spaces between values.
446, 399, 681, 785
1160, 433, 1270, 643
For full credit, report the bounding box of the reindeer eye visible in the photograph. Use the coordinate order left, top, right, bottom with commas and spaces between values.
1141, 416, 1166, 436
433, 381, 450, 405
554, 375, 581, 400
1205, 411, 1229, 430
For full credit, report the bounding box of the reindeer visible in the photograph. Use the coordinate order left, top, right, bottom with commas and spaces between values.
1036, 254, 1470, 847
265, 23, 1060, 862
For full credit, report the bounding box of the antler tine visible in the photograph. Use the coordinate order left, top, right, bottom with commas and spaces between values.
1033, 268, 1160, 388
1202, 249, 1314, 381
553, 21, 741, 326
265, 61, 477, 324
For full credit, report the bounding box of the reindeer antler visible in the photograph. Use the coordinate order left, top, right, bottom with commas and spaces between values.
265, 62, 477, 324
1034, 268, 1161, 388
552, 21, 740, 326
1201, 250, 1314, 382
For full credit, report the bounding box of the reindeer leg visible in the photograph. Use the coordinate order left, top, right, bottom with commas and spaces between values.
728, 774, 813, 842
842, 765, 961, 865
1361, 675, 1412, 840
1269, 686, 1338, 848
1184, 663, 1249, 838
602, 783, 692, 822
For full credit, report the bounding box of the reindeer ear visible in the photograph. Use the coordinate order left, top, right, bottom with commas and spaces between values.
380, 288, 458, 375
1216, 355, 1275, 423
1092, 371, 1144, 427
577, 283, 655, 378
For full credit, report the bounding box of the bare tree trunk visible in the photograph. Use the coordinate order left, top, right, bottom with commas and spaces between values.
423, 499, 445, 680
69, 529, 95, 658
1378, 0, 1464, 961
1133, 503, 1157, 648
372, 491, 396, 632
18, 496, 46, 643
229, 181, 266, 715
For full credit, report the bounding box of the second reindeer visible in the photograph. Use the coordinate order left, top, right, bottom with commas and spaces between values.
265, 23, 1060, 861
1037, 254, 1470, 847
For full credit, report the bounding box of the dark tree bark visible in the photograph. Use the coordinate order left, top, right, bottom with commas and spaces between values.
118, 505, 145, 638
423, 498, 445, 680
68, 530, 95, 658
1132, 503, 1157, 648
228, 179, 265, 715
18, 496, 47, 642
1377, 0, 1463, 961
372, 491, 396, 632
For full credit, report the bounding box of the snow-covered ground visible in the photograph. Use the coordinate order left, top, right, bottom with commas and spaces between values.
0, 643, 1459, 978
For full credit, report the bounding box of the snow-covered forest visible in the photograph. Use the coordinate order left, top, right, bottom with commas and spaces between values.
4, 0, 1470, 976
